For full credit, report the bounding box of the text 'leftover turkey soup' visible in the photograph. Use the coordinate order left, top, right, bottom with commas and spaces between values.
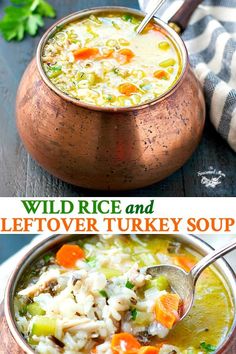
14, 235, 233, 354
42, 13, 182, 107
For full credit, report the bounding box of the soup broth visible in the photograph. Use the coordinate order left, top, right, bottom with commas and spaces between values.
42, 13, 182, 107
14, 235, 233, 354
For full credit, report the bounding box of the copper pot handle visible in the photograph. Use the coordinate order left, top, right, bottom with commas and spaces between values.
168, 0, 203, 34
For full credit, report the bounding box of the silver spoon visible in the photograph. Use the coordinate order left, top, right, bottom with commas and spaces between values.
145, 239, 236, 322
136, 0, 167, 34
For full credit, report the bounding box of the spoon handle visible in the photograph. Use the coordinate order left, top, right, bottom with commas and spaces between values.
136, 0, 167, 34
191, 239, 236, 284
168, 0, 203, 34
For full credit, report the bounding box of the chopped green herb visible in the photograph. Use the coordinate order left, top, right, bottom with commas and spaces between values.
43, 254, 52, 263
125, 280, 134, 289
130, 308, 137, 320
99, 290, 108, 298
113, 67, 120, 75
122, 14, 133, 22
49, 65, 62, 72
85, 256, 96, 267
200, 342, 216, 353
19, 305, 27, 316
55, 24, 64, 31
0, 0, 56, 41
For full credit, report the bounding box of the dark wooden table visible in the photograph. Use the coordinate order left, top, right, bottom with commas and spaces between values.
0, 0, 236, 197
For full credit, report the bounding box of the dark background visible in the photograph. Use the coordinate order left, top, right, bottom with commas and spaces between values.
0, 0, 235, 198
0, 235, 36, 263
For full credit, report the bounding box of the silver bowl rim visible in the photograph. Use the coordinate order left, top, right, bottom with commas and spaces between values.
36, 6, 189, 113
4, 233, 236, 353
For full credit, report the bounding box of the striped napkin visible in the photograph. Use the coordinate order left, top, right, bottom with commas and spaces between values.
139, 0, 236, 152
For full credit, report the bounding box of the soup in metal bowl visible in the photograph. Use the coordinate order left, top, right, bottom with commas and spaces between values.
42, 12, 181, 107
13, 235, 234, 354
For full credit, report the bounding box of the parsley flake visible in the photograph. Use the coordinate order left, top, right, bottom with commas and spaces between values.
125, 280, 134, 289
130, 308, 137, 320
200, 342, 216, 353
0, 0, 56, 41
99, 290, 108, 298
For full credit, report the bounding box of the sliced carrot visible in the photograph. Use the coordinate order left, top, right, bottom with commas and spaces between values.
174, 256, 196, 272
91, 349, 97, 354
111, 333, 141, 354
142, 23, 155, 33
142, 23, 160, 33
119, 83, 138, 96
56, 244, 85, 268
116, 48, 135, 64
73, 47, 99, 60
153, 70, 170, 80
152, 24, 162, 32
154, 293, 181, 329
138, 346, 160, 354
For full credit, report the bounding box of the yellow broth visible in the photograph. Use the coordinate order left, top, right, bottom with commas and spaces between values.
14, 235, 234, 354
42, 13, 182, 107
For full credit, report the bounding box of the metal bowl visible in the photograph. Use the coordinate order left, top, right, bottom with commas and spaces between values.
4, 234, 236, 353
16, 6, 205, 190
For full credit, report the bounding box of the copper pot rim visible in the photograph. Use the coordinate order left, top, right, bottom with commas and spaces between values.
36, 6, 189, 113
4, 233, 236, 354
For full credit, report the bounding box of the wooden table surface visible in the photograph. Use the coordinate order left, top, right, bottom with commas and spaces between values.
0, 0, 236, 198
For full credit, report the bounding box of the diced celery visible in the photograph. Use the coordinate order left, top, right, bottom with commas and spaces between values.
100, 267, 122, 279
117, 96, 129, 107
112, 21, 121, 30
118, 38, 130, 46
139, 253, 156, 266
31, 317, 56, 336
186, 348, 196, 354
106, 39, 118, 47
89, 15, 102, 24
131, 94, 141, 105
133, 311, 152, 326
48, 67, 62, 79
131, 17, 140, 25
86, 25, 98, 38
28, 336, 38, 345
86, 73, 96, 85
158, 41, 170, 51
159, 58, 176, 68
145, 275, 169, 291
27, 303, 46, 316
168, 67, 174, 74
131, 70, 145, 79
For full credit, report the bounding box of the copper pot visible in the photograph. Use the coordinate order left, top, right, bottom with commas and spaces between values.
4, 234, 236, 353
16, 5, 205, 191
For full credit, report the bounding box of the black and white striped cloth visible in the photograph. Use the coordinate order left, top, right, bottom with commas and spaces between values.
139, 0, 236, 152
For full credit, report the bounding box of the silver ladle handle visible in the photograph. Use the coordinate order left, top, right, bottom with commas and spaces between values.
190, 239, 236, 284
136, 0, 167, 34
